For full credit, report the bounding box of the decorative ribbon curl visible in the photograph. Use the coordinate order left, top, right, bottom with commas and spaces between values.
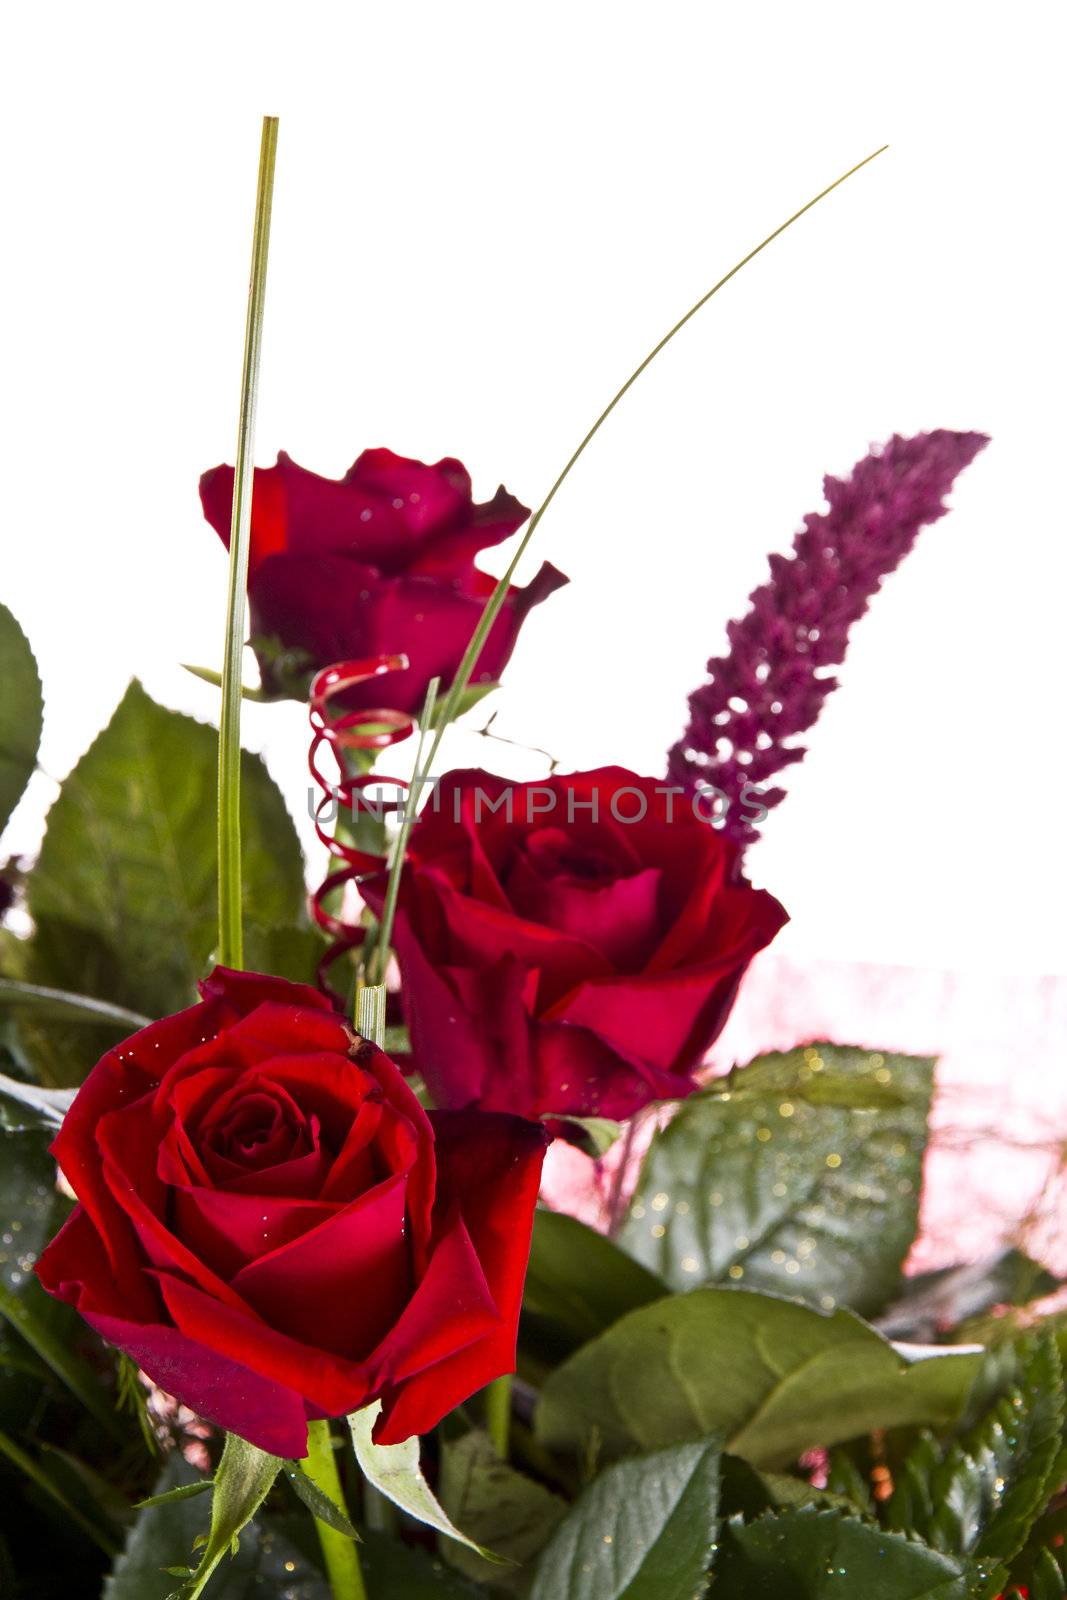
307, 654, 415, 1003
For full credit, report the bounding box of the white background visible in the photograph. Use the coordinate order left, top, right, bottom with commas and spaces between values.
1, 2, 1064, 977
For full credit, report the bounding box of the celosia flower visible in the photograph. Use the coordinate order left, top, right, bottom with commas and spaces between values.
666, 430, 989, 843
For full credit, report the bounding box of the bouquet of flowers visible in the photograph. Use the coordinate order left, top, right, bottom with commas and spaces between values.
0, 120, 1061, 1600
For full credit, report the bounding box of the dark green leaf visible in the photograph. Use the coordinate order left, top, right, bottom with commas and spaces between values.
0, 1068, 76, 1131
0, 978, 151, 1034
438, 1430, 567, 1590
554, 1118, 622, 1159
1031, 1547, 1067, 1599
529, 1438, 720, 1600
535, 1287, 983, 1469
27, 681, 305, 1019
877, 1251, 1060, 1342
135, 1479, 214, 1511
359, 1527, 485, 1597
0, 1127, 69, 1294
282, 1462, 359, 1539
714, 1506, 1001, 1598
108, 1459, 328, 1600
885, 1336, 1064, 1566
618, 1045, 933, 1316
0, 1130, 119, 1438
14, 918, 134, 1086
0, 602, 43, 833
0, 1276, 123, 1438
242, 924, 325, 988
349, 1401, 499, 1558
522, 1209, 665, 1360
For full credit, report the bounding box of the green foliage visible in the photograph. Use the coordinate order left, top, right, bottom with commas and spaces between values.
107, 1457, 330, 1600
0, 1065, 77, 1131
439, 1430, 567, 1590
713, 1506, 1001, 1598
282, 1462, 359, 1540
182, 1434, 283, 1598
521, 1209, 665, 1366
1030, 1547, 1067, 1599
26, 681, 306, 1026
877, 1251, 1060, 1342
618, 1045, 933, 1316
359, 1527, 487, 1596
349, 1400, 499, 1558
535, 1286, 981, 1468
0, 601, 43, 834
528, 1438, 720, 1600
884, 1336, 1065, 1566
557, 1117, 622, 1159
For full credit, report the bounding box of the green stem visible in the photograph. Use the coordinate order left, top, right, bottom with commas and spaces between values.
364, 677, 439, 986
302, 1419, 368, 1600
485, 1373, 512, 1460
424, 143, 888, 766
217, 115, 278, 969
349, 981, 399, 1536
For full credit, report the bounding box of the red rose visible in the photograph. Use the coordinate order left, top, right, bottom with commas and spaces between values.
365, 768, 787, 1124
36, 968, 546, 1457
199, 449, 567, 713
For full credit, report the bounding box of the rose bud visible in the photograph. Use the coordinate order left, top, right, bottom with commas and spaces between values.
199, 449, 567, 712
36, 968, 547, 1457
363, 768, 787, 1126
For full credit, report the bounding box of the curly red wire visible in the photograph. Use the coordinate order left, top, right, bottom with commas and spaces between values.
307, 654, 414, 1002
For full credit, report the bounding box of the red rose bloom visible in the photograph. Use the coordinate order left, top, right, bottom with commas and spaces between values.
36, 968, 546, 1457
199, 448, 567, 712
365, 768, 787, 1124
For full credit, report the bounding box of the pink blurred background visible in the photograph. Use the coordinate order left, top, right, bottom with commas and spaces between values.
544, 953, 1067, 1278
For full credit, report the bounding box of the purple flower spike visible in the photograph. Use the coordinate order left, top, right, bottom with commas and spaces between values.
666, 430, 989, 845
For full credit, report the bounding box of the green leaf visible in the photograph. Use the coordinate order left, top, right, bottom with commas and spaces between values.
555, 1117, 623, 1159
281, 1462, 359, 1540
183, 1433, 282, 1598
349, 1400, 500, 1559
427, 680, 499, 729
0, 1275, 124, 1438
522, 1209, 665, 1360
0, 1128, 69, 1288
135, 1479, 214, 1511
0, 1069, 76, 1131
885, 1336, 1065, 1567
0, 978, 151, 1033
438, 1430, 567, 1589
359, 1527, 485, 1597
713, 1506, 1001, 1598
108, 1460, 329, 1600
877, 1251, 1060, 1342
0, 602, 44, 834
180, 663, 277, 702
27, 681, 306, 1019
12, 918, 136, 1087
618, 1045, 933, 1316
529, 1438, 719, 1600
535, 1287, 983, 1469
0, 1125, 110, 1429
242, 924, 325, 989
1031, 1547, 1067, 1599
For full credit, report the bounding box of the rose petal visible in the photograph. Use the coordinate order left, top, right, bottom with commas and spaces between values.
232, 1175, 412, 1358
173, 1185, 339, 1280
373, 1111, 547, 1444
